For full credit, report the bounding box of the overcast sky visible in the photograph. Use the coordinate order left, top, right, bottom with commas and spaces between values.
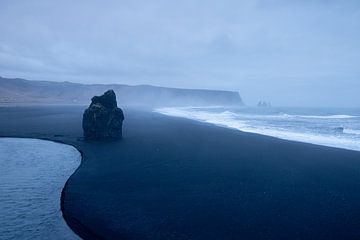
0, 0, 359, 107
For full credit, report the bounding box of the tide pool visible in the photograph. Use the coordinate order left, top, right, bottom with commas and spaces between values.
0, 138, 81, 239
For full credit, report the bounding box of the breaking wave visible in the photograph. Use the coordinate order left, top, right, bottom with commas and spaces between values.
155, 107, 360, 152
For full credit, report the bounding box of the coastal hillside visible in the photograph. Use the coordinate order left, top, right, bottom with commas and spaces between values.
0, 77, 243, 107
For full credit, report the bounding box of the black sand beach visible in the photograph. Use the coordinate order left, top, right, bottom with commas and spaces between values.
1, 106, 360, 239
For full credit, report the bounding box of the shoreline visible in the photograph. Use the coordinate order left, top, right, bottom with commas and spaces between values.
1, 136, 101, 240
1, 106, 360, 239
155, 110, 360, 154
154, 107, 360, 153
0, 137, 81, 239
2, 105, 359, 154
1, 136, 87, 239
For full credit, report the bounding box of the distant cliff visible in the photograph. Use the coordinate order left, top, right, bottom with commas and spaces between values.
0, 77, 243, 107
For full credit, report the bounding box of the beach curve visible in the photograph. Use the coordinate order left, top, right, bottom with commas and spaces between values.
0, 137, 82, 239
2, 106, 360, 239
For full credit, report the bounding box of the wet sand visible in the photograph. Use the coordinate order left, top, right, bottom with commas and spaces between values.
1, 106, 360, 239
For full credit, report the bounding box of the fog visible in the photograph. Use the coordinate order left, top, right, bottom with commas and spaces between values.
0, 0, 359, 107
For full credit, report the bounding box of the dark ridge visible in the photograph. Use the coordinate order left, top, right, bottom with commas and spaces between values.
0, 76, 243, 107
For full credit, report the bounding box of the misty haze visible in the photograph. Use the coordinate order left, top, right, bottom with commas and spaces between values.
0, 1, 360, 240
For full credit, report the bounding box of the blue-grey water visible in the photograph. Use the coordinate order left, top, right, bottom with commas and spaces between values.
0, 138, 81, 240
156, 107, 360, 152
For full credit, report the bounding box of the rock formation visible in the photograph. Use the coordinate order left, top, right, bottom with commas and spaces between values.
257, 101, 272, 108
82, 90, 124, 140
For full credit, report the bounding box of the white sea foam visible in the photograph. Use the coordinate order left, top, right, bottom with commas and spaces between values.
236, 113, 357, 120
294, 114, 357, 119
155, 107, 360, 152
344, 128, 360, 135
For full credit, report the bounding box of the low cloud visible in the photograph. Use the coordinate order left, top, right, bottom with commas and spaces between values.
0, 0, 359, 106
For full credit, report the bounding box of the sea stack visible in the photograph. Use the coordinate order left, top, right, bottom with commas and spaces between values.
82, 90, 124, 140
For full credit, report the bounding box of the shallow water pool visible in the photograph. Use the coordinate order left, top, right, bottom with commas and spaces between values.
0, 138, 81, 239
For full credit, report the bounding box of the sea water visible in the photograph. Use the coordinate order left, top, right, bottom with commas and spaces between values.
0, 138, 81, 240
155, 106, 360, 152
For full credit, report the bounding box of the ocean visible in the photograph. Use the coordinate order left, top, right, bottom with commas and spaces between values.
0, 138, 80, 239
155, 106, 360, 152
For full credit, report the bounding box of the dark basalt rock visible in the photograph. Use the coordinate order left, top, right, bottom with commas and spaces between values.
82, 90, 124, 140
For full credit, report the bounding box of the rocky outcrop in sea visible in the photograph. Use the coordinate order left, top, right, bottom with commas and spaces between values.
82, 90, 124, 140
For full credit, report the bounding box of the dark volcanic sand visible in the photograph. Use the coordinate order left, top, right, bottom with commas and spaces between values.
1, 106, 360, 240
